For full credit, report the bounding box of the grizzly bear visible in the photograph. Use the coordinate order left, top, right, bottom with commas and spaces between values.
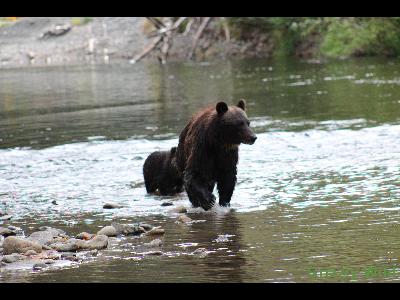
143, 147, 184, 196
175, 99, 257, 210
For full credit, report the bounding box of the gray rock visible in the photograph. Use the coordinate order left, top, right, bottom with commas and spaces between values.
141, 250, 163, 256
64, 255, 79, 262
139, 223, 154, 231
142, 239, 163, 248
51, 200, 58, 205
24, 249, 38, 256
27, 227, 65, 245
110, 223, 125, 235
83, 235, 108, 250
45, 251, 61, 260
193, 248, 207, 254
111, 223, 146, 236
61, 252, 76, 258
192, 248, 209, 258
0, 227, 16, 237
103, 203, 124, 209
43, 259, 55, 264
2, 236, 42, 255
0, 215, 12, 221
2, 253, 26, 263
53, 239, 85, 252
97, 226, 118, 237
38, 227, 65, 235
161, 202, 173, 206
144, 227, 165, 236
33, 262, 48, 270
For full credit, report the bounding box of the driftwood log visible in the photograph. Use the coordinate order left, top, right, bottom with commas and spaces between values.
131, 17, 215, 64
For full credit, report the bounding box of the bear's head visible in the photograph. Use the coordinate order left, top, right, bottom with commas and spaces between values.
215, 99, 257, 145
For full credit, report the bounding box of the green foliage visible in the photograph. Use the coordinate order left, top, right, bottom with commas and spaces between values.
320, 17, 400, 57
227, 17, 400, 58
71, 17, 93, 26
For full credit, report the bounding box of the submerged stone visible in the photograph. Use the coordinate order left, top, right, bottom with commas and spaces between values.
103, 203, 124, 209
177, 214, 192, 223
33, 262, 48, 270
170, 206, 187, 214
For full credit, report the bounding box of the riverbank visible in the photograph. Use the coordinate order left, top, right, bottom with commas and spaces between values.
0, 17, 275, 69
1, 17, 399, 69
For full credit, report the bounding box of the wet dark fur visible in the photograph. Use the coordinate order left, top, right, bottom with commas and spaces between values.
143, 147, 184, 195
175, 100, 257, 210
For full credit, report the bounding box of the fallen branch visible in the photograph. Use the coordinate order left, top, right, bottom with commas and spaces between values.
130, 35, 163, 64
135, 17, 189, 64
221, 17, 230, 42
188, 17, 212, 60
183, 18, 194, 36
146, 17, 165, 29
147, 17, 187, 38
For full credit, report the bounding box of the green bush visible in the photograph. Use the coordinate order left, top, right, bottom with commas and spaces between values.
227, 17, 400, 58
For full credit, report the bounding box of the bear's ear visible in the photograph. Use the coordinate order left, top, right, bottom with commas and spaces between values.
170, 147, 177, 155
237, 99, 246, 111
216, 102, 228, 116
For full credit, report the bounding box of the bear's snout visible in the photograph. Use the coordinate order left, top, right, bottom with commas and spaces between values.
242, 134, 257, 145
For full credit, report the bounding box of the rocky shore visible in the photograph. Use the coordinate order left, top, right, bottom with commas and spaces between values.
0, 17, 273, 69
0, 203, 207, 275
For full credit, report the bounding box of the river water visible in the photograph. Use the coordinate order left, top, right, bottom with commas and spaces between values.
1, 58, 400, 282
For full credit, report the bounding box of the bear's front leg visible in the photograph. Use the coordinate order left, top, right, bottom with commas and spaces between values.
217, 170, 237, 207
184, 171, 216, 210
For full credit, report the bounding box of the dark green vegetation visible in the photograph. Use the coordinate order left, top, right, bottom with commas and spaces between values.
228, 17, 400, 58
